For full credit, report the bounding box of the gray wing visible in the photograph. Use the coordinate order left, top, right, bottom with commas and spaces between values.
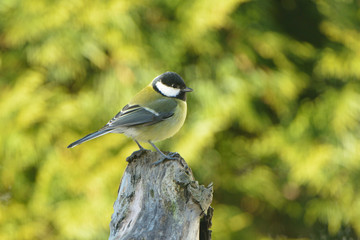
102, 100, 177, 130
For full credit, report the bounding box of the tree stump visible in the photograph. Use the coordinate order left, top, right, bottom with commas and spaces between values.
109, 150, 213, 240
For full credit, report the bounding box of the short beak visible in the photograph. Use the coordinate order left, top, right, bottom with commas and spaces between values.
182, 87, 193, 92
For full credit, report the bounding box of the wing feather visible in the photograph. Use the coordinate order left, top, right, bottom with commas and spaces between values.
102, 98, 177, 129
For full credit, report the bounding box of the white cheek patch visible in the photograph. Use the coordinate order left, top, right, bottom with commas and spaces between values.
156, 81, 180, 97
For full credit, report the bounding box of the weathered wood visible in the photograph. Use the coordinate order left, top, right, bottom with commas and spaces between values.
109, 150, 213, 240
200, 207, 214, 240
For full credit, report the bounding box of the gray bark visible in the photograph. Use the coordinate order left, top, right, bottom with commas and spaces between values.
109, 150, 213, 240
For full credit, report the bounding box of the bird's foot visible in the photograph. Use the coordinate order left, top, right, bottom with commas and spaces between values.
126, 148, 150, 163
152, 152, 180, 166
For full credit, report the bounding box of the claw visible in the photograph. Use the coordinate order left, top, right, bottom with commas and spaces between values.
151, 152, 179, 166
126, 148, 149, 162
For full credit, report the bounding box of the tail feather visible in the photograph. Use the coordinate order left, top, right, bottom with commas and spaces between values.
67, 129, 112, 148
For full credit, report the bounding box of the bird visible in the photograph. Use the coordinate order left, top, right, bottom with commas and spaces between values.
67, 71, 193, 164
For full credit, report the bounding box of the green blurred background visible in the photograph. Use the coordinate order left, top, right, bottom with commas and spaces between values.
1, 0, 360, 239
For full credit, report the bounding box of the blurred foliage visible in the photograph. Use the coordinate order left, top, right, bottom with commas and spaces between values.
1, 0, 360, 239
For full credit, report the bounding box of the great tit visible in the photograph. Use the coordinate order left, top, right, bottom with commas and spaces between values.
67, 71, 193, 164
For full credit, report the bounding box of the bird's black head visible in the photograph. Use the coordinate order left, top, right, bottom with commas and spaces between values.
152, 72, 193, 101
